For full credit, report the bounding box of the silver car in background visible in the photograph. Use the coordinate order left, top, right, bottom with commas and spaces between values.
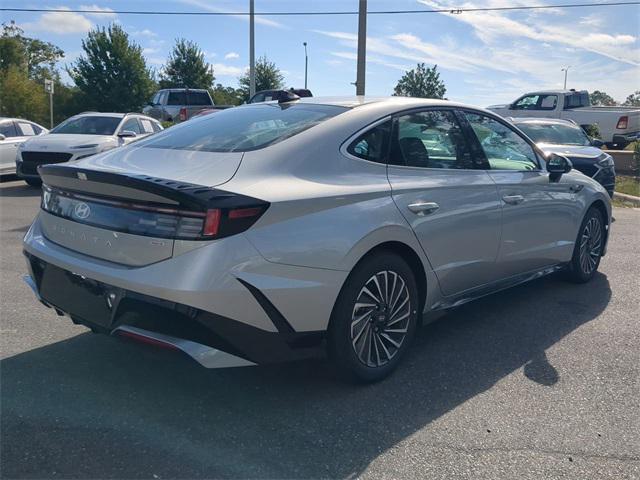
0, 118, 48, 175
23, 97, 611, 382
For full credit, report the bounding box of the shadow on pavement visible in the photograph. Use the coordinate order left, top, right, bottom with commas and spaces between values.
1, 272, 611, 479
0, 182, 41, 198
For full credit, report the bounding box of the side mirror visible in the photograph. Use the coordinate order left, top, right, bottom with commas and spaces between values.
590, 138, 605, 148
118, 130, 137, 138
0, 134, 5, 141
547, 153, 573, 177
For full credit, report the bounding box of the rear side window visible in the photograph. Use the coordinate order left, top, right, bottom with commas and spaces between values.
17, 122, 37, 136
0, 122, 18, 137
347, 120, 391, 164
188, 91, 212, 105
140, 119, 154, 133
139, 104, 347, 152
394, 110, 474, 169
151, 121, 163, 132
168, 92, 186, 105
513, 94, 557, 111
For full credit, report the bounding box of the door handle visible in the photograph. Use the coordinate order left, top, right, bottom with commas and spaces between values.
502, 194, 525, 205
407, 201, 440, 216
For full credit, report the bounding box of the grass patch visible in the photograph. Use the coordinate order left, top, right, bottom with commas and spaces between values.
615, 175, 640, 197
624, 141, 638, 151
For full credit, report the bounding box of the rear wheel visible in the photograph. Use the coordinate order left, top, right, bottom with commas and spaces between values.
328, 252, 419, 383
24, 178, 42, 188
567, 207, 605, 283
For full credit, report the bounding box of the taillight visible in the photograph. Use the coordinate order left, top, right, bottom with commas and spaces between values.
179, 107, 187, 121
616, 116, 628, 129
41, 185, 268, 241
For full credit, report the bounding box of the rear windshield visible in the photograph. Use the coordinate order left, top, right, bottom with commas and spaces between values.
517, 123, 590, 146
138, 103, 348, 152
51, 116, 121, 135
188, 91, 212, 105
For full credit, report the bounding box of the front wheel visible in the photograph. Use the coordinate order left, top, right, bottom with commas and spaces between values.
328, 252, 419, 383
566, 207, 605, 283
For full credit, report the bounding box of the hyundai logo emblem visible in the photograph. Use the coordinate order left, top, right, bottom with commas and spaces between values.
73, 202, 91, 220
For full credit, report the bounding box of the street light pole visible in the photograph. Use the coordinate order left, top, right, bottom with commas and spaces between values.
249, 0, 255, 98
561, 66, 571, 90
355, 0, 367, 96
303, 42, 308, 89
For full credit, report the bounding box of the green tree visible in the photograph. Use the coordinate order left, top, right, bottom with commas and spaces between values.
393, 63, 446, 99
68, 25, 155, 112
589, 90, 617, 106
623, 91, 640, 107
159, 39, 214, 89
210, 84, 243, 106
0, 65, 48, 124
0, 22, 63, 82
238, 55, 284, 101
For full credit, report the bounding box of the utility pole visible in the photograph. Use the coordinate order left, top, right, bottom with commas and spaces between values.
303, 42, 308, 89
44, 79, 54, 128
355, 0, 367, 96
249, 0, 256, 98
561, 66, 571, 90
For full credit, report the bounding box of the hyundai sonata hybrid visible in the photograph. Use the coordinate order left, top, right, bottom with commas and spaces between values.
23, 97, 611, 382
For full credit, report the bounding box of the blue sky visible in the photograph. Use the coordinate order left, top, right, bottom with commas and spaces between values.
3, 0, 639, 105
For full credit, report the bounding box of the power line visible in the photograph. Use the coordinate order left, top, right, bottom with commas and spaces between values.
1, 2, 638, 17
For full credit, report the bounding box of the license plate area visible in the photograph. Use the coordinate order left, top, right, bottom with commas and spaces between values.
39, 263, 121, 328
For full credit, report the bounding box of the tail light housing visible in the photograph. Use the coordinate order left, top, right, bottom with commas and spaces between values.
40, 184, 268, 241
616, 116, 628, 129
179, 107, 187, 122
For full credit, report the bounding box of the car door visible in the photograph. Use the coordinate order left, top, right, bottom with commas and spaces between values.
461, 110, 581, 278
386, 108, 502, 296
0, 121, 25, 174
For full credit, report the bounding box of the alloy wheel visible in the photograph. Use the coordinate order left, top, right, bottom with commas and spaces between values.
579, 216, 602, 275
350, 270, 411, 367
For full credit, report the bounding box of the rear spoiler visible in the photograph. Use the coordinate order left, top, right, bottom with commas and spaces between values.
38, 164, 258, 212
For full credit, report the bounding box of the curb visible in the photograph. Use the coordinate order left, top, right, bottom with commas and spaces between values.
613, 191, 640, 207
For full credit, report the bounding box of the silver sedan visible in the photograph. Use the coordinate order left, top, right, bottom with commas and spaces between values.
23, 97, 611, 382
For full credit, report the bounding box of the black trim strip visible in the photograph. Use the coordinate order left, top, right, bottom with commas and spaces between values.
236, 278, 296, 334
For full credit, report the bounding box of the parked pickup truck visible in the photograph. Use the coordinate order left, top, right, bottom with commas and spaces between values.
488, 90, 640, 149
143, 88, 228, 123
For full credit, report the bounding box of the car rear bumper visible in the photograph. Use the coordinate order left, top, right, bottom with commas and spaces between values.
22, 214, 346, 367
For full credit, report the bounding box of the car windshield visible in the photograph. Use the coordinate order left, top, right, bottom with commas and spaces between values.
138, 103, 348, 152
51, 116, 121, 135
517, 122, 590, 146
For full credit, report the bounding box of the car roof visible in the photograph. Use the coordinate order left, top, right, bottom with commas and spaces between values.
158, 88, 209, 92
292, 96, 469, 109
510, 117, 580, 127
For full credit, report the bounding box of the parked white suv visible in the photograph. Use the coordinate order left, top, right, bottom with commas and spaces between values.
17, 112, 162, 186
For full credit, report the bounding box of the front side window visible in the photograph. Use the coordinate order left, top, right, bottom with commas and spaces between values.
50, 116, 121, 135
120, 118, 143, 134
0, 122, 18, 137
517, 122, 590, 146
347, 120, 391, 164
513, 94, 557, 111
395, 110, 474, 169
138, 103, 348, 152
465, 113, 539, 171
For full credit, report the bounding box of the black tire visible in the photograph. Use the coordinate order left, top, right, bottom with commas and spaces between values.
328, 252, 419, 383
24, 178, 42, 188
566, 207, 605, 283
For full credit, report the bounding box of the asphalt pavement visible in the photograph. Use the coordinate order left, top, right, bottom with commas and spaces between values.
1, 178, 639, 479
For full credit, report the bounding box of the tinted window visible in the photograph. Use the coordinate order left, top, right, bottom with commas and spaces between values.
465, 113, 538, 171
250, 93, 265, 103
0, 122, 18, 137
347, 120, 391, 164
513, 94, 557, 111
517, 123, 590, 146
121, 118, 143, 134
168, 92, 186, 105
51, 116, 122, 135
138, 104, 347, 153
395, 110, 474, 169
188, 91, 212, 105
18, 122, 37, 136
